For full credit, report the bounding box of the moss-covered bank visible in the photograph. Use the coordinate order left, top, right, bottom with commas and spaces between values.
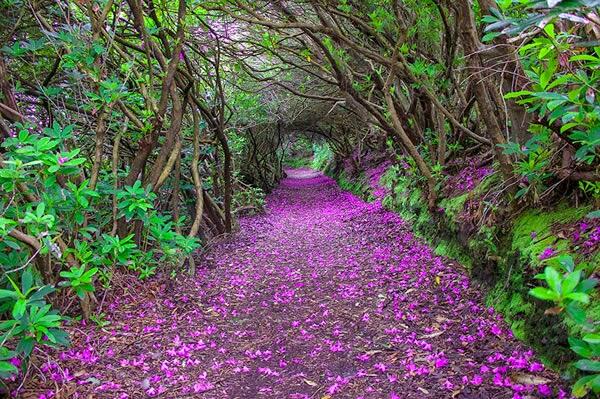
326, 163, 599, 374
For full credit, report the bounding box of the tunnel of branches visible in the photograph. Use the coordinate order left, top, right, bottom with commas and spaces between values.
3, 0, 597, 245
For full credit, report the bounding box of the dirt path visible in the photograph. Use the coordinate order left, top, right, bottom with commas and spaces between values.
26, 169, 562, 399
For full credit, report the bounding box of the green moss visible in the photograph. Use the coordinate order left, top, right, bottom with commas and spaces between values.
511, 319, 527, 341
474, 172, 501, 195
439, 193, 468, 221
435, 239, 473, 269
485, 271, 545, 354
486, 282, 533, 326
440, 193, 469, 231
336, 171, 369, 198
512, 205, 590, 265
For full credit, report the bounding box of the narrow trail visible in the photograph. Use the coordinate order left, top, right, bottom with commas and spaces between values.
32, 169, 561, 399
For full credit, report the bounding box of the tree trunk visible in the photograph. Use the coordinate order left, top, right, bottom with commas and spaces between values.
188, 105, 205, 237
455, 0, 514, 182
215, 128, 233, 233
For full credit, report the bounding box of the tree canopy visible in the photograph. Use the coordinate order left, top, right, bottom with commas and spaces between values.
0, 0, 599, 396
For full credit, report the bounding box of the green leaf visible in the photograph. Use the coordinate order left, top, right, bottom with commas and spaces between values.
5, 276, 22, 296
570, 54, 600, 62
565, 292, 590, 304
16, 336, 34, 356
557, 254, 575, 272
566, 302, 587, 325
64, 157, 86, 166
546, 99, 565, 111
543, 23, 555, 39
59, 270, 75, 279
0, 289, 18, 300
544, 266, 561, 294
12, 298, 26, 319
82, 268, 98, 280
49, 328, 69, 346
573, 375, 595, 398
539, 58, 557, 89
36, 202, 45, 218
529, 287, 557, 301
583, 333, 600, 345
591, 374, 600, 394
74, 211, 84, 225
532, 92, 567, 101
0, 361, 17, 375
29, 285, 55, 302
574, 359, 600, 372
577, 278, 598, 293
504, 90, 533, 99
561, 271, 581, 296
21, 268, 34, 294
547, 74, 572, 90
569, 337, 592, 358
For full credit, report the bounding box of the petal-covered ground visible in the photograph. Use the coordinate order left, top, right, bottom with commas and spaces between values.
25, 169, 563, 398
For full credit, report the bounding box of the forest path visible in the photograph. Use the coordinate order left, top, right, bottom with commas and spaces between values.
30, 169, 560, 399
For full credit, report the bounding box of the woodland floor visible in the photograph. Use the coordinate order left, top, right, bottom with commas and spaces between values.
23, 169, 563, 399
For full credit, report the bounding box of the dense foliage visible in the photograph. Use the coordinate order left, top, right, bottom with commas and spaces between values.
0, 0, 598, 396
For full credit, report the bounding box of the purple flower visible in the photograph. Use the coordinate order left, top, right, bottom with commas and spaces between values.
193, 379, 214, 393
491, 324, 502, 336
374, 363, 387, 372
538, 384, 552, 396
434, 357, 448, 368
329, 341, 343, 352
58, 156, 69, 165
529, 362, 544, 372
538, 247, 554, 261
471, 374, 483, 385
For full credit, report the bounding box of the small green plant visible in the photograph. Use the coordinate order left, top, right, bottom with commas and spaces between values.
0, 270, 68, 377
529, 254, 599, 397
0, 119, 200, 384
501, 128, 553, 203
89, 312, 111, 328
59, 265, 98, 299
116, 181, 157, 221
579, 181, 600, 202
100, 234, 138, 267
487, 10, 600, 166
233, 186, 265, 214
